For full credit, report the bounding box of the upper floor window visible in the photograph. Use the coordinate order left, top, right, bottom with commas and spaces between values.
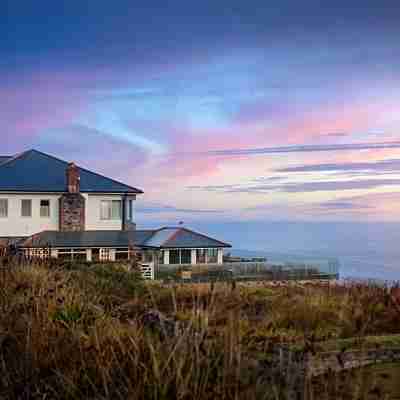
21, 199, 32, 217
0, 199, 8, 218
40, 200, 50, 217
127, 199, 135, 221
100, 200, 121, 220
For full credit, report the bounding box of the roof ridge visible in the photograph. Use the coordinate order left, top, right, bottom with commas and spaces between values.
180, 227, 232, 247
142, 227, 164, 245
0, 150, 30, 168
162, 227, 183, 247
0, 156, 13, 165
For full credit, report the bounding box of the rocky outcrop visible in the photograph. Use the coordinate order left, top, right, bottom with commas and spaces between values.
141, 310, 180, 339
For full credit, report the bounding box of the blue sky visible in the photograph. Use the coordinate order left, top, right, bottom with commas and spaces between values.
2, 0, 400, 227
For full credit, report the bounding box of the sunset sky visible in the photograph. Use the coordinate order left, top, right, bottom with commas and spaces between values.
2, 0, 400, 226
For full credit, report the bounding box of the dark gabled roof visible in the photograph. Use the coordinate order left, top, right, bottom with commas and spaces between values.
0, 156, 13, 165
19, 230, 157, 249
153, 227, 232, 248
19, 227, 231, 249
0, 149, 143, 194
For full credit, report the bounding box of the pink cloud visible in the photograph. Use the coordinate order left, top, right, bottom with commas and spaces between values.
0, 73, 91, 150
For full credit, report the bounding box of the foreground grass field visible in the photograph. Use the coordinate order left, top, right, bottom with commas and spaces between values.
1, 260, 400, 399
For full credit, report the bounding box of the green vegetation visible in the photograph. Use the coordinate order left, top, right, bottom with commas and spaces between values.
312, 363, 400, 400
1, 260, 400, 399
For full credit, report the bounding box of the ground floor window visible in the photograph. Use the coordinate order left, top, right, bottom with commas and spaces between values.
169, 249, 180, 264
116, 248, 130, 261
23, 247, 167, 265
57, 249, 72, 261
181, 249, 191, 264
58, 248, 86, 261
196, 249, 206, 264
24, 248, 50, 259
207, 249, 218, 263
167, 249, 193, 264
136, 250, 154, 263
143, 251, 154, 263
73, 249, 87, 261
92, 248, 100, 262
100, 248, 112, 261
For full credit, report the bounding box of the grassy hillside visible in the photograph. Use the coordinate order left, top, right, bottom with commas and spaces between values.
1, 260, 400, 399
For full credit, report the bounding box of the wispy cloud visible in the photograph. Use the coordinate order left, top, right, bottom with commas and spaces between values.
316, 200, 373, 210
277, 159, 400, 173
189, 178, 400, 194
204, 141, 400, 157
137, 202, 224, 214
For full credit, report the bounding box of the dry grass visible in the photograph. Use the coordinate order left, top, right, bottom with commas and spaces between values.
1, 259, 400, 399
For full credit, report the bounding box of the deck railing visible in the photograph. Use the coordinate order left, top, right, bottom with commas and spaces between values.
157, 259, 340, 281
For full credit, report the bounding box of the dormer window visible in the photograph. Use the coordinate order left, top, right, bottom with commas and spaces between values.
0, 199, 8, 218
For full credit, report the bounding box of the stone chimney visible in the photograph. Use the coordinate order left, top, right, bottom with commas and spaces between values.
59, 163, 86, 232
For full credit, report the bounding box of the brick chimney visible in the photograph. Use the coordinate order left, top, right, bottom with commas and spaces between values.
66, 162, 80, 193
59, 163, 85, 232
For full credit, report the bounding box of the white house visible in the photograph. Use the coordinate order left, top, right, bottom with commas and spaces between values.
0, 150, 231, 268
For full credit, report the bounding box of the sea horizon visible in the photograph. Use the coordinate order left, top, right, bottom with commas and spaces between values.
140, 220, 400, 281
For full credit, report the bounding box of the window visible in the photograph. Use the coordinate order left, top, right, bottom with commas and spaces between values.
100, 200, 121, 220
58, 249, 73, 261
21, 199, 32, 217
143, 251, 154, 263
181, 249, 191, 264
25, 248, 50, 259
57, 248, 87, 261
167, 249, 192, 265
207, 249, 218, 264
169, 250, 180, 265
0, 199, 8, 218
92, 249, 100, 262
73, 249, 87, 261
159, 250, 164, 265
127, 199, 135, 221
40, 200, 50, 217
100, 248, 112, 261
196, 249, 206, 264
116, 248, 130, 261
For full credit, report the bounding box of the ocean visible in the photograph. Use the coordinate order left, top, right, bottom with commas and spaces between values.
186, 221, 400, 281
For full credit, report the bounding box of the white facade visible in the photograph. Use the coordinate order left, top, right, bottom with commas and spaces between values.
0, 192, 136, 237
84, 194, 136, 231
0, 194, 60, 236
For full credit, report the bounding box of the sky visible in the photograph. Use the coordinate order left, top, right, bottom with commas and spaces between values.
2, 0, 400, 229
